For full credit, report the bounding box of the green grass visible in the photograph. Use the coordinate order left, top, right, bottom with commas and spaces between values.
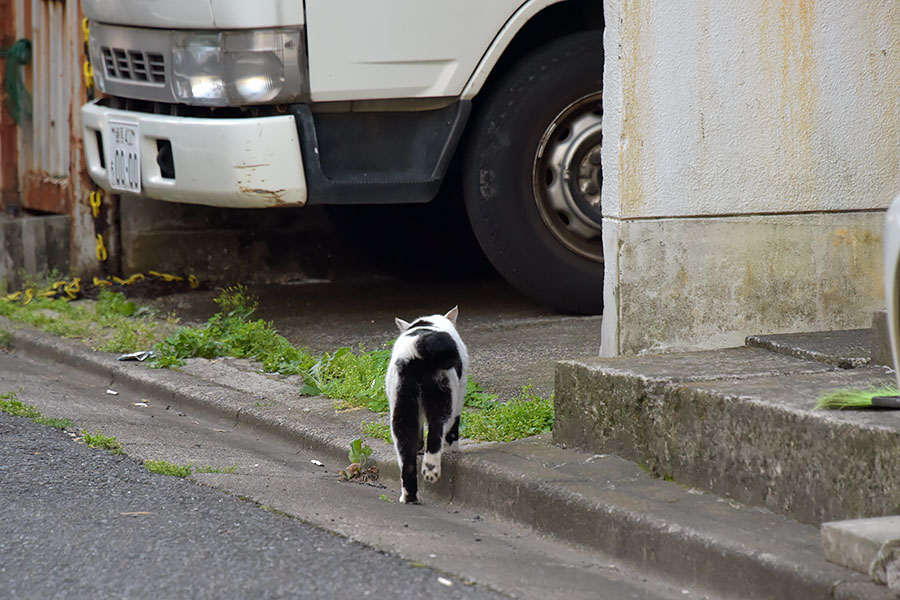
304, 346, 393, 413
460, 384, 554, 442
82, 430, 124, 454
0, 288, 169, 354
35, 416, 74, 429
145, 459, 192, 477
150, 285, 317, 373
0, 390, 73, 429
362, 420, 392, 444
464, 380, 500, 409
144, 460, 238, 477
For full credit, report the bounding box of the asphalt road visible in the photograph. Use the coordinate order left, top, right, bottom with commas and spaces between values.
0, 409, 506, 600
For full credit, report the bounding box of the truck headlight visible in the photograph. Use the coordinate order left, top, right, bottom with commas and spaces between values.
172, 28, 307, 106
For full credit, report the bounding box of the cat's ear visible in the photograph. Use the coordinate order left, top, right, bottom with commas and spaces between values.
395, 317, 411, 332
444, 306, 459, 324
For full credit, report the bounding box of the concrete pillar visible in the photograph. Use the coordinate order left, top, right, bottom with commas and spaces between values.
601, 0, 900, 355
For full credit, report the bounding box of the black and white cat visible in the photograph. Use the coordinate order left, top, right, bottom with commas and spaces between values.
385, 306, 468, 504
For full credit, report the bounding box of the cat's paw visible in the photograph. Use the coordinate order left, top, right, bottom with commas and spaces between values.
399, 490, 418, 504
422, 454, 441, 483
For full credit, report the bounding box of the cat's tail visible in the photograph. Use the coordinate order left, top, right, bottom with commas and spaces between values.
414, 331, 462, 374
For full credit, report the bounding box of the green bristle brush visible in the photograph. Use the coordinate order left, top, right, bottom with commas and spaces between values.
815, 385, 900, 410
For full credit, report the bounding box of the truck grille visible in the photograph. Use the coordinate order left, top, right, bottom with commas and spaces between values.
101, 46, 165, 85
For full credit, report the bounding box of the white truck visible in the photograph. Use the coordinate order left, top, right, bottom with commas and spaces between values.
80, 0, 603, 313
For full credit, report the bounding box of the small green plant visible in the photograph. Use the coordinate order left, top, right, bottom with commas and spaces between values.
362, 421, 392, 444
145, 459, 192, 477
339, 437, 378, 481
213, 284, 258, 320
82, 430, 124, 454
0, 391, 73, 429
460, 384, 554, 442
0, 329, 11, 349
379, 493, 393, 503
464, 380, 500, 409
349, 437, 373, 466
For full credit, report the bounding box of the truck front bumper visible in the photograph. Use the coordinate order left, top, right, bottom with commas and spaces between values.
81, 101, 307, 208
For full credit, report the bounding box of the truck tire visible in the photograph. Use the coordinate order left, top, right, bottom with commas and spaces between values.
463, 31, 603, 315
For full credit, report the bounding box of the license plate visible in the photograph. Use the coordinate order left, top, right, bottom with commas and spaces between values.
107, 120, 141, 193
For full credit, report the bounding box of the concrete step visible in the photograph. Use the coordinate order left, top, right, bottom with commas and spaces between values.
554, 334, 900, 527
745, 313, 892, 369
746, 329, 873, 368
3, 318, 892, 600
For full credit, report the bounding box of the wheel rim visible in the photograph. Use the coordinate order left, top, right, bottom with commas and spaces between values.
532, 92, 603, 263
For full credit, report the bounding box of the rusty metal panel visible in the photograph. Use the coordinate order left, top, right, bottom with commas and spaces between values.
0, 0, 21, 209
14, 0, 88, 214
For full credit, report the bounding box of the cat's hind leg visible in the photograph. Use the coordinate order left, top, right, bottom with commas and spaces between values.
422, 377, 453, 484
392, 390, 421, 504
422, 428, 443, 483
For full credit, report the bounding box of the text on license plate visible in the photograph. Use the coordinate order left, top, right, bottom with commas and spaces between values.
107, 120, 141, 193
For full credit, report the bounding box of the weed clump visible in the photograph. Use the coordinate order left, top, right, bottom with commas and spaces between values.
145, 459, 192, 477
302, 346, 393, 413
461, 384, 554, 442
82, 430, 124, 454
0, 391, 73, 429
144, 460, 238, 477
339, 438, 378, 482
150, 285, 316, 373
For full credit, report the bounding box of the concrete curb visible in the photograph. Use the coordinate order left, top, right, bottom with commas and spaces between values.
4, 319, 891, 600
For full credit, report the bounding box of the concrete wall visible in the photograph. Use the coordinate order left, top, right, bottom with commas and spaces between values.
601, 0, 900, 355
0, 214, 70, 291
119, 200, 357, 285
